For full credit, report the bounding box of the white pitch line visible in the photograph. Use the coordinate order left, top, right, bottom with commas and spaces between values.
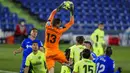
0, 70, 18, 73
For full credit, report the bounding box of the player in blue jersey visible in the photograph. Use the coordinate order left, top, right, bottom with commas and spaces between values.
13, 28, 43, 73
83, 41, 97, 62
95, 46, 115, 73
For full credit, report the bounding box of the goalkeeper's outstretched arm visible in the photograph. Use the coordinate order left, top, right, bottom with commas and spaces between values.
46, 2, 64, 27
60, 3, 74, 32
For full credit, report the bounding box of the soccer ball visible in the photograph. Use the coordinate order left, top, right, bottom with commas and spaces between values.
63, 1, 73, 10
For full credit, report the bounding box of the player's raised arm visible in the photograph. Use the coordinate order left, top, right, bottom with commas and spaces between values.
46, 2, 64, 27
60, 3, 74, 33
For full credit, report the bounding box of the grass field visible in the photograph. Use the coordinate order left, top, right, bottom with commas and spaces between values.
0, 44, 130, 73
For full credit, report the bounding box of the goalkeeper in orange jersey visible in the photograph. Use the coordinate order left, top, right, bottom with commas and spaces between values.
44, 1, 74, 73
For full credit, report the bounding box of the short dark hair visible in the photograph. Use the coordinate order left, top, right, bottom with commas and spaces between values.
64, 49, 70, 61
84, 41, 92, 48
98, 23, 104, 25
52, 18, 61, 27
29, 28, 38, 35
82, 49, 91, 59
30, 28, 37, 32
76, 36, 85, 44
105, 46, 112, 56
31, 28, 38, 31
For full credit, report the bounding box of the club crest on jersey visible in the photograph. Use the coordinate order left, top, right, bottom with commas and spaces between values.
38, 56, 41, 60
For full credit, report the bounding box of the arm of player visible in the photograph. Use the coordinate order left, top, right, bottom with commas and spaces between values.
46, 9, 57, 27
73, 63, 79, 73
60, 16, 74, 33
46, 2, 64, 27
24, 66, 29, 73
13, 39, 26, 55
13, 47, 23, 55
38, 40, 44, 52
43, 53, 47, 71
39, 47, 44, 52
60, 4, 74, 33
69, 47, 74, 65
24, 56, 30, 73
110, 61, 115, 73
69, 58, 73, 66
90, 30, 97, 43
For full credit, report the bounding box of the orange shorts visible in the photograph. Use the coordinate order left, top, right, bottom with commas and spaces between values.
45, 49, 68, 70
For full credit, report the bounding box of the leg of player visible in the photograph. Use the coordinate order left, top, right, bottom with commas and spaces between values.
49, 67, 54, 73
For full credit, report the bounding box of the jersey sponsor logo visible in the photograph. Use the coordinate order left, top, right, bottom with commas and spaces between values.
33, 61, 42, 66
26, 45, 32, 49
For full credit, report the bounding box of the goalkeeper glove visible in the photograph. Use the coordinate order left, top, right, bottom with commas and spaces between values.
68, 2, 74, 16
57, 2, 65, 12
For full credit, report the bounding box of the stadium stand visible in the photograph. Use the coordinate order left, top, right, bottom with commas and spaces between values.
14, 0, 130, 34
0, 3, 34, 43
0, 3, 34, 33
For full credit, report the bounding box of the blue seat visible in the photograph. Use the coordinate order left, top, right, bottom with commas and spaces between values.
25, 24, 34, 34
16, 0, 130, 34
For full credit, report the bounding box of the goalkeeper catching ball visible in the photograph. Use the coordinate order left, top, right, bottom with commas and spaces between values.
44, 1, 74, 73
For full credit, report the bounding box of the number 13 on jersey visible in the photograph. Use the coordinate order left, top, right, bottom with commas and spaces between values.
47, 33, 57, 43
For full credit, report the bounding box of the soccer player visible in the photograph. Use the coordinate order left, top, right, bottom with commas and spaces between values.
44, 1, 74, 73
69, 36, 86, 66
95, 46, 115, 73
90, 23, 105, 56
13, 28, 43, 73
24, 41, 47, 73
61, 49, 71, 73
83, 41, 97, 62
73, 49, 96, 73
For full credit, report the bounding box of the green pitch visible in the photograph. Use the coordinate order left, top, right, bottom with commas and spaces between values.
0, 44, 130, 73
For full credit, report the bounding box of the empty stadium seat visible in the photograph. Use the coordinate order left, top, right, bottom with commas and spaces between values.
17, 0, 130, 34
0, 3, 34, 33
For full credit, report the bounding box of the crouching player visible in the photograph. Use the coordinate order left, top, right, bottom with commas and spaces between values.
61, 49, 71, 73
24, 41, 47, 73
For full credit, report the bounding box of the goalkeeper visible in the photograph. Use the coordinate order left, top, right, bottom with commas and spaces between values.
90, 23, 105, 56
44, 1, 74, 73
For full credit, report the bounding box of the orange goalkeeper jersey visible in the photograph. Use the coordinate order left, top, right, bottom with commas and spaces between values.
44, 9, 74, 50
